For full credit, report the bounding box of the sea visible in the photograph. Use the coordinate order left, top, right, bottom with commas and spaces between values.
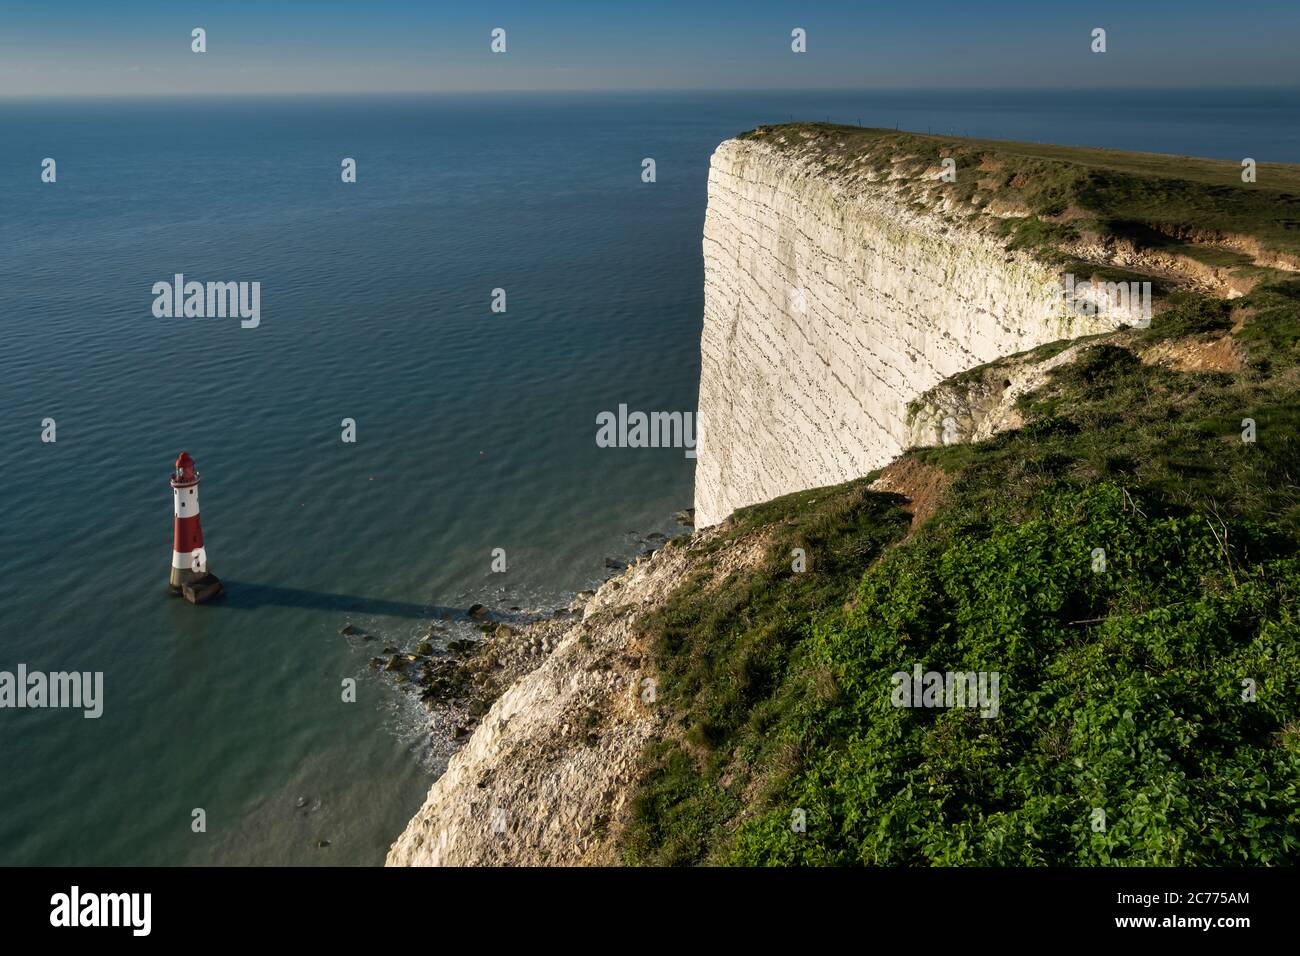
2, 88, 1297, 865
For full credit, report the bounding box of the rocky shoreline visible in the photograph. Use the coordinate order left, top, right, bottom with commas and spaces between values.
383, 509, 703, 865
343, 513, 694, 769
345, 608, 573, 751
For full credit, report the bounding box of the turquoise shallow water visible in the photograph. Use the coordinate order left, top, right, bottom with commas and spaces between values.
2, 90, 1298, 865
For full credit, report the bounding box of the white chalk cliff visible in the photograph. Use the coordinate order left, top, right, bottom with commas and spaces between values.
693, 134, 1120, 527
388, 130, 1134, 866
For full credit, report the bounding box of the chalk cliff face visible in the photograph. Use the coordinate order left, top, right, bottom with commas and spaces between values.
694, 135, 1119, 527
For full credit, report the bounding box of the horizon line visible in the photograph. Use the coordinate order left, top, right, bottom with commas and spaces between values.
3, 83, 1299, 101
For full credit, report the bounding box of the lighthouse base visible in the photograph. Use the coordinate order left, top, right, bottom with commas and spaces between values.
169, 564, 210, 593
181, 573, 224, 605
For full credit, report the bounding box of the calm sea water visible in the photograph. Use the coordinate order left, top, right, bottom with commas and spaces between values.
2, 89, 1297, 866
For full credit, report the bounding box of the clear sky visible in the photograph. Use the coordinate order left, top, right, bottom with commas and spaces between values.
2, 0, 1298, 97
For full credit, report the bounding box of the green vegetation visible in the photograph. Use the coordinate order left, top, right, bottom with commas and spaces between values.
739, 123, 1300, 283
997, 214, 1078, 252
622, 279, 1300, 866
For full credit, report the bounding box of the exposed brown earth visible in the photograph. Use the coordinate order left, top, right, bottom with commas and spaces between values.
870, 457, 952, 534
1139, 333, 1245, 373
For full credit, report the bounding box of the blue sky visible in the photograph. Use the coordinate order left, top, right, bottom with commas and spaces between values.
3, 0, 1298, 96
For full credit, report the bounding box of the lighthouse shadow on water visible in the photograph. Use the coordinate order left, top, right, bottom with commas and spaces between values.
216, 581, 457, 620
169, 451, 458, 619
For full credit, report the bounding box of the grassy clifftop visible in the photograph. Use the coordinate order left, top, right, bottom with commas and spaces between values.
620, 130, 1300, 865
738, 123, 1300, 294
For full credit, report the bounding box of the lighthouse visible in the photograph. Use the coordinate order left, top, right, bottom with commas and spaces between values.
169, 451, 223, 603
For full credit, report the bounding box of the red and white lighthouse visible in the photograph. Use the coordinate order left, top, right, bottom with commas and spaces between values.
169, 451, 220, 600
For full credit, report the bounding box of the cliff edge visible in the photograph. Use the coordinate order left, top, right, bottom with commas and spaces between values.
694, 125, 1300, 526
